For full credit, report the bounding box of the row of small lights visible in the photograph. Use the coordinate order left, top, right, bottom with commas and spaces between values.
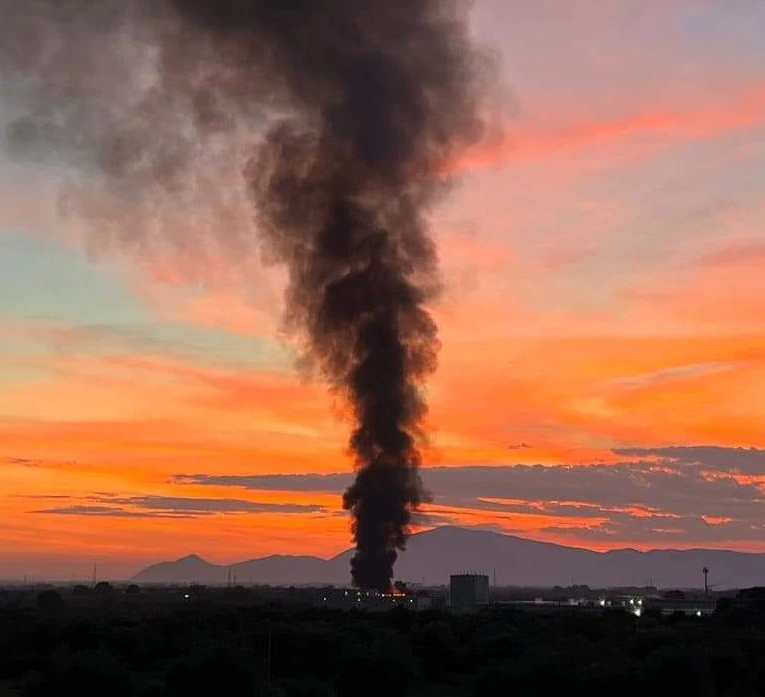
321, 590, 414, 604
597, 597, 703, 618
180, 590, 414, 603
181, 591, 702, 617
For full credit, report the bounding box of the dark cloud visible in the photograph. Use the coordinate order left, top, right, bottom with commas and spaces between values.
443, 494, 765, 545
614, 445, 765, 476
438, 497, 666, 521
7, 457, 38, 466
176, 460, 765, 519
19, 494, 73, 500
175, 445, 765, 543
173, 472, 351, 492
3, 456, 75, 468
541, 515, 765, 545
32, 505, 189, 519
31, 494, 328, 519
95, 495, 326, 515
409, 510, 464, 527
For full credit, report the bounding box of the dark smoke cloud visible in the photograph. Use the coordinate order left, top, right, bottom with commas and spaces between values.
0, 0, 270, 288
0, 0, 494, 590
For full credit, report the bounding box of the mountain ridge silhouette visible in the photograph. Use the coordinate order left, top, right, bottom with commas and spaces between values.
132, 526, 765, 589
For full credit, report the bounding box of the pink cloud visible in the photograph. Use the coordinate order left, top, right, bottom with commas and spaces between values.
451, 82, 765, 173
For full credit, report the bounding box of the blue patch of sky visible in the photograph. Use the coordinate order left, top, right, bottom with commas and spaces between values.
0, 227, 291, 373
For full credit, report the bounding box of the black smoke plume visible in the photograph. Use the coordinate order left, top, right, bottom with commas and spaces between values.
0, 0, 492, 590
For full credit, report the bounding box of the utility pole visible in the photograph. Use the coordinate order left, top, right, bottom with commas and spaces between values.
703, 567, 709, 594
266, 629, 272, 691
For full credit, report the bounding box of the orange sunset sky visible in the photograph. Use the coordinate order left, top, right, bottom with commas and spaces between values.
2, 0, 765, 580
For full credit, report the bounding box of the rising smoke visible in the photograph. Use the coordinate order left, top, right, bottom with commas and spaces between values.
0, 0, 493, 590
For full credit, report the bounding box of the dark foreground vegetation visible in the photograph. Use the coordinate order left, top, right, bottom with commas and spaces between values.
1, 587, 765, 696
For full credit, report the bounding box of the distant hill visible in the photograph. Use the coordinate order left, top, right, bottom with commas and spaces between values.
132, 526, 765, 589
133, 552, 344, 586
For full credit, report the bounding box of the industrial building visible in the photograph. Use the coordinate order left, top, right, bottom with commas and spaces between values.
449, 573, 490, 612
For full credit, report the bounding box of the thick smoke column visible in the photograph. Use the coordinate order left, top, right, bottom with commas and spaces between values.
0, 0, 491, 590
